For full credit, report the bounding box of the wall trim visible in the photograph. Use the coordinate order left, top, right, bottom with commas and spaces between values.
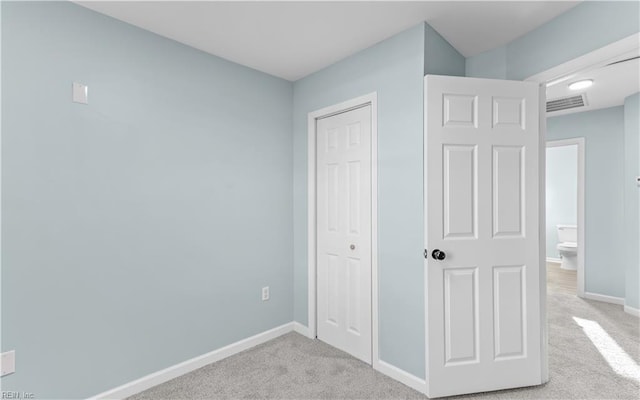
546, 257, 561, 264
307, 92, 379, 360
293, 321, 310, 337
624, 304, 640, 317
583, 292, 625, 305
88, 323, 294, 400
88, 320, 427, 399
525, 33, 640, 86
374, 360, 427, 394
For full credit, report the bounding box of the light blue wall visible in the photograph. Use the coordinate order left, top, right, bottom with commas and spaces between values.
424, 23, 465, 77
466, 1, 640, 80
292, 21, 463, 379
624, 93, 640, 309
547, 107, 626, 298
292, 22, 426, 379
545, 145, 578, 259
465, 46, 507, 80
6, 0, 632, 396
1, 2, 293, 398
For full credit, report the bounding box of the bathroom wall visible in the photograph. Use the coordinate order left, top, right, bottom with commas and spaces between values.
545, 145, 578, 259
1, 2, 293, 398
623, 92, 640, 310
547, 107, 626, 298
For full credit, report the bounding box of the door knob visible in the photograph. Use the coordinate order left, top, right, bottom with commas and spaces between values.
350, 244, 356, 250
432, 249, 446, 260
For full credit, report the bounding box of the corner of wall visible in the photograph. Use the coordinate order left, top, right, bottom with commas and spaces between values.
2, 2, 296, 397
423, 22, 465, 77
464, 46, 507, 79
292, 21, 428, 378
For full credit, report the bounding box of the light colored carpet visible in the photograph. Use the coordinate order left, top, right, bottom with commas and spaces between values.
129, 287, 639, 399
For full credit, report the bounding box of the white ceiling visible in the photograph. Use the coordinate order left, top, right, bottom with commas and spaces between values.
76, 1, 580, 81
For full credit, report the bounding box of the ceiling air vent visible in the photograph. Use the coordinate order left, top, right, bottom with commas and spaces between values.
546, 94, 587, 113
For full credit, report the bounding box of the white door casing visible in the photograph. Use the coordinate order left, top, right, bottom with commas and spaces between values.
316, 104, 372, 364
424, 75, 544, 398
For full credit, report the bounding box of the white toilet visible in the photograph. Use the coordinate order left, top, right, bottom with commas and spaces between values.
556, 225, 578, 270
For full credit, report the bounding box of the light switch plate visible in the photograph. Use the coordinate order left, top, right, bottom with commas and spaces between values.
72, 82, 88, 104
1, 350, 15, 377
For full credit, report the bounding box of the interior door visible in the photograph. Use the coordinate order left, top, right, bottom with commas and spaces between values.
316, 105, 372, 364
424, 75, 543, 398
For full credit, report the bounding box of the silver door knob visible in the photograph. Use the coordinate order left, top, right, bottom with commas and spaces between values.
350, 244, 356, 250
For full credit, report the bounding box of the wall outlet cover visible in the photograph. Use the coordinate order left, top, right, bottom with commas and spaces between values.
1, 350, 16, 377
72, 82, 88, 104
262, 286, 270, 301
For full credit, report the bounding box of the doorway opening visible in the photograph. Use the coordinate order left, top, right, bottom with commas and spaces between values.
545, 139, 585, 297
526, 32, 639, 302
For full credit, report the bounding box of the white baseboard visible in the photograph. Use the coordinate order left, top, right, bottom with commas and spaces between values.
295, 324, 425, 393
293, 321, 311, 338
374, 360, 427, 394
546, 257, 561, 264
583, 292, 625, 305
89, 322, 294, 400
624, 304, 640, 317
89, 321, 429, 399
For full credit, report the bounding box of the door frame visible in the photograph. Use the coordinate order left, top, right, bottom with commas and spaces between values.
546, 138, 586, 297
307, 92, 378, 366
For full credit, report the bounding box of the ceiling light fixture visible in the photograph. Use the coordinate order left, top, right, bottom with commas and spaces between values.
568, 79, 593, 90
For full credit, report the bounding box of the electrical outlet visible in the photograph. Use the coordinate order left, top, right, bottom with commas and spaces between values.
1, 350, 15, 377
262, 286, 270, 301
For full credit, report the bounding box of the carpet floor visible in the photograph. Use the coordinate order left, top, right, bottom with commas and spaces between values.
129, 277, 639, 399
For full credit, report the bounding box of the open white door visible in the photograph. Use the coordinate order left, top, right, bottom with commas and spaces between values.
424, 75, 545, 398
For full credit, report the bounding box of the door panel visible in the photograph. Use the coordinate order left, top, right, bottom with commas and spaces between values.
444, 267, 479, 365
326, 254, 339, 325
443, 145, 477, 239
425, 75, 542, 398
347, 257, 362, 334
493, 146, 525, 237
493, 265, 526, 360
317, 105, 372, 364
